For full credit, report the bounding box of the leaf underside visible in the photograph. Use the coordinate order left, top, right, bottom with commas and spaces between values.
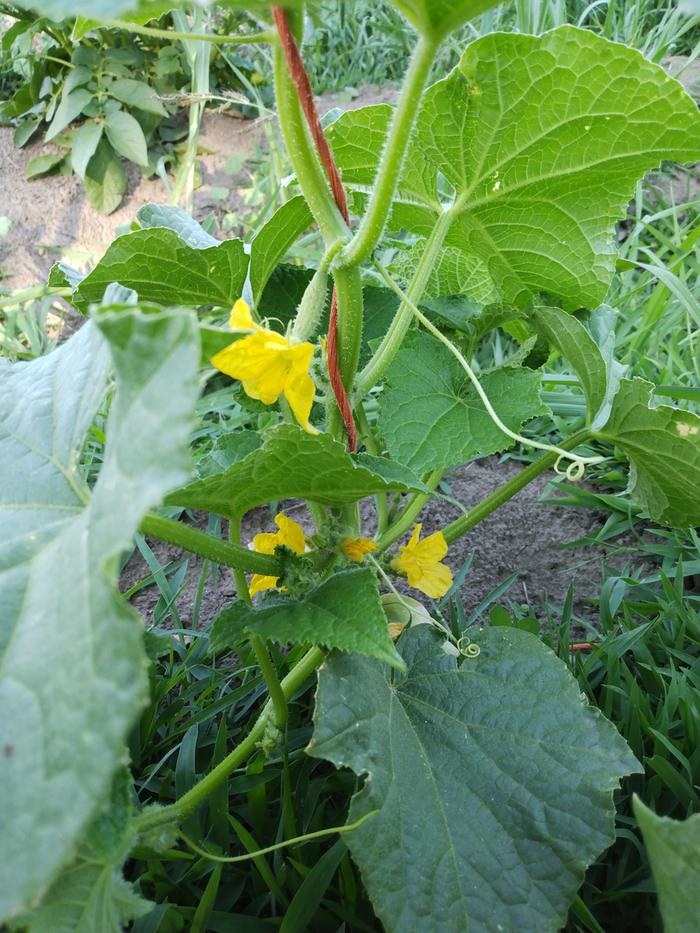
0, 308, 200, 920
329, 27, 700, 310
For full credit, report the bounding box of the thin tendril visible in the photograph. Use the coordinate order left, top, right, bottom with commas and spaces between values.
178, 809, 379, 864
372, 260, 605, 481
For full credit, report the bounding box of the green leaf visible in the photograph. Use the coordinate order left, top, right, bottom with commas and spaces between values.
105, 109, 148, 167
25, 151, 66, 180
531, 304, 627, 429
388, 0, 502, 38
137, 203, 219, 248
11, 0, 308, 24
634, 798, 700, 933
0, 307, 200, 921
46, 87, 93, 140
71, 227, 247, 313
107, 77, 167, 116
14, 773, 152, 932
594, 378, 700, 527
249, 196, 313, 305
213, 569, 403, 669
167, 423, 428, 519
308, 626, 640, 933
84, 138, 126, 215
329, 28, 700, 311
71, 121, 103, 178
380, 331, 547, 472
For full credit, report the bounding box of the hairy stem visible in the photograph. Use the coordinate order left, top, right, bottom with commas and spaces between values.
273, 42, 347, 244
442, 430, 593, 544
134, 647, 325, 833
104, 19, 273, 44
356, 204, 458, 397
140, 513, 279, 575
337, 35, 439, 269
250, 636, 288, 728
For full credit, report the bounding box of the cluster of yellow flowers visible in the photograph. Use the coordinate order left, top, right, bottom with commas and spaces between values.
212, 300, 453, 602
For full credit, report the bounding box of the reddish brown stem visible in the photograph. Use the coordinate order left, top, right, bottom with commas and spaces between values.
271, 6, 357, 451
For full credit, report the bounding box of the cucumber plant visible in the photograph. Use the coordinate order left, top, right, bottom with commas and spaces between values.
2, 1, 700, 930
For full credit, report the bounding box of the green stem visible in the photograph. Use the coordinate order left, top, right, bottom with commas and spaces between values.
250, 636, 288, 728
355, 402, 390, 533
377, 469, 443, 551
273, 43, 347, 244
327, 265, 364, 441
441, 430, 593, 544
140, 513, 279, 575
105, 19, 273, 45
336, 35, 439, 270
134, 647, 325, 833
355, 204, 458, 397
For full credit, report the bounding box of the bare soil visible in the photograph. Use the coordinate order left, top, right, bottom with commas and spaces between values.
121, 457, 630, 631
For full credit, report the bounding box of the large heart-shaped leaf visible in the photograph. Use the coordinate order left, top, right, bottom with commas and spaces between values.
380, 331, 547, 472
388, 0, 502, 38
212, 568, 403, 669
309, 626, 640, 933
167, 423, 428, 519
329, 28, 700, 310
0, 307, 200, 921
594, 378, 700, 527
634, 798, 700, 933
249, 196, 313, 305
71, 227, 248, 313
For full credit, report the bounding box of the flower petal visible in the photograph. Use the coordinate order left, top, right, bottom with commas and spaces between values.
249, 573, 279, 597
413, 529, 448, 562
274, 513, 306, 555
412, 562, 453, 599
252, 531, 280, 555
229, 298, 258, 331
284, 369, 318, 435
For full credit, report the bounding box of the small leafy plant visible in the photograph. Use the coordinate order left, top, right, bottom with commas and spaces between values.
2, 1, 700, 930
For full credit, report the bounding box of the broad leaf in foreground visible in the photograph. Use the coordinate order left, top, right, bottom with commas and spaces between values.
14, 773, 152, 933
380, 331, 547, 472
167, 423, 428, 519
594, 378, 700, 527
634, 798, 700, 933
0, 308, 200, 920
71, 226, 248, 313
329, 28, 700, 310
309, 626, 640, 933
212, 569, 403, 669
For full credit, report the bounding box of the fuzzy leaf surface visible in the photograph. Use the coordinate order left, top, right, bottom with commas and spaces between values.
634, 799, 700, 933
309, 626, 640, 933
595, 378, 700, 526
167, 423, 428, 519
380, 331, 547, 471
71, 227, 247, 312
0, 308, 199, 920
388, 0, 502, 38
329, 28, 700, 310
14, 773, 151, 932
212, 569, 403, 669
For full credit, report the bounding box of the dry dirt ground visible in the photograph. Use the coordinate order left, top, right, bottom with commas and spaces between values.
5, 70, 692, 631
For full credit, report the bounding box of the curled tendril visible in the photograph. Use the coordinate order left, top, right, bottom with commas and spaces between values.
554, 455, 587, 482
456, 635, 481, 659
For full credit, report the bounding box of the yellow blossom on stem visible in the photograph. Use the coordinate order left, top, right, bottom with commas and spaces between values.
341, 536, 378, 562
390, 523, 453, 599
248, 513, 306, 597
211, 299, 319, 434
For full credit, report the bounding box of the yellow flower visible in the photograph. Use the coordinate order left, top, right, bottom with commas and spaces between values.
341, 537, 378, 562
388, 622, 405, 641
248, 513, 306, 597
390, 523, 453, 599
211, 299, 319, 434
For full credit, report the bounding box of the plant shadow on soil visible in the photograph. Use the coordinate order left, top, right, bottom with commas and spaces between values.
121, 455, 648, 632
